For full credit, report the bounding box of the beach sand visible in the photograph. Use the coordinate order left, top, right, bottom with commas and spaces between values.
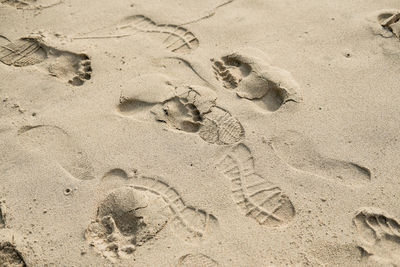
1, 0, 400, 266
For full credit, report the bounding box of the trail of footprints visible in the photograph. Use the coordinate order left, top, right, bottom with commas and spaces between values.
0, 36, 92, 86
86, 169, 218, 261
217, 144, 295, 227
0, 8, 383, 266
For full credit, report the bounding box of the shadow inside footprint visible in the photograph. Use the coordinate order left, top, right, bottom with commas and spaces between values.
0, 242, 26, 267
0, 37, 92, 86
270, 131, 371, 187
377, 11, 400, 38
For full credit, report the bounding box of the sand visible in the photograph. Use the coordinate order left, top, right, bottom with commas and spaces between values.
1, 0, 400, 266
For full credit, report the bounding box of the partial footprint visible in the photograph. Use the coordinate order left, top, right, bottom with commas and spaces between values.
18, 125, 95, 180
132, 176, 219, 243
0, 36, 92, 86
118, 15, 199, 53
85, 186, 169, 261
1, 0, 61, 9
118, 76, 245, 145
198, 106, 245, 145
177, 253, 219, 267
217, 144, 295, 227
353, 207, 400, 265
87, 171, 218, 260
212, 48, 302, 112
270, 131, 371, 187
377, 10, 400, 38
0, 242, 26, 267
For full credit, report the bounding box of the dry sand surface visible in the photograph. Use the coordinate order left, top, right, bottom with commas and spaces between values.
1, 0, 400, 266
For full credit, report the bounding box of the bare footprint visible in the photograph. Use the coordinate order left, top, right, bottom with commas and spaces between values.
0, 242, 26, 267
212, 47, 302, 112
217, 143, 295, 227
118, 75, 245, 145
18, 125, 95, 180
353, 207, 400, 266
0, 36, 92, 86
87, 170, 219, 260
270, 131, 371, 187
117, 15, 199, 54
177, 253, 219, 267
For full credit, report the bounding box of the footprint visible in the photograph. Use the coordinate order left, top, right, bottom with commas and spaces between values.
87, 170, 219, 260
85, 186, 169, 261
212, 48, 302, 112
1, 0, 33, 8
0, 242, 26, 267
177, 253, 219, 267
150, 87, 245, 145
118, 77, 245, 145
0, 36, 92, 86
198, 106, 245, 145
117, 15, 199, 53
353, 207, 400, 265
217, 143, 295, 227
132, 175, 219, 243
0, 0, 61, 9
270, 131, 371, 187
377, 11, 400, 38
18, 125, 95, 180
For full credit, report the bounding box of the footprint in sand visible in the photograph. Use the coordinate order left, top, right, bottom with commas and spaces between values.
177, 253, 219, 267
18, 125, 95, 180
117, 73, 245, 145
376, 10, 400, 38
0, 0, 61, 9
86, 169, 219, 261
212, 47, 302, 112
115, 15, 199, 54
269, 131, 371, 187
0, 36, 92, 86
353, 207, 400, 266
217, 143, 295, 227
0, 241, 26, 267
